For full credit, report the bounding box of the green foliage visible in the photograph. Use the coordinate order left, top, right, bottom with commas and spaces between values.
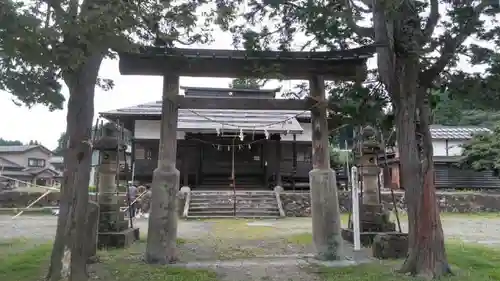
0, 138, 22, 146
225, 0, 499, 130
1, 0, 220, 108
53, 132, 67, 156
229, 78, 264, 89
432, 90, 500, 128
461, 127, 499, 172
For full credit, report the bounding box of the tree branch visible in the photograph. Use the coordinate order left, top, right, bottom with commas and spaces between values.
420, 0, 439, 44
419, 0, 490, 86
344, 0, 374, 39
43, 0, 66, 18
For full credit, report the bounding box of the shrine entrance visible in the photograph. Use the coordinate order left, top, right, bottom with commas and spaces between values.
195, 134, 266, 190
116, 45, 376, 260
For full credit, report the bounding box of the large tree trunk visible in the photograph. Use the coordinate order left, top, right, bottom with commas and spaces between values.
46, 54, 103, 281
399, 90, 452, 278
372, 0, 452, 278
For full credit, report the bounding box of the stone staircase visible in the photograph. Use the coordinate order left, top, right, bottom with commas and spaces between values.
186, 191, 284, 218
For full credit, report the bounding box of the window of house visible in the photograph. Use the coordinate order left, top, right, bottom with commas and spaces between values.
28, 158, 46, 167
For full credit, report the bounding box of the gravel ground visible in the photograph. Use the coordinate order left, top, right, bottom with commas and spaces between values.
2, 215, 500, 245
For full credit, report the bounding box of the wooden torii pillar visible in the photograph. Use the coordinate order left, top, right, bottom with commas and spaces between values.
309, 75, 343, 260
145, 74, 180, 264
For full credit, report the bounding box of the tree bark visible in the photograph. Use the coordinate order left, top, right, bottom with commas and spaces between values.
372, 0, 452, 278
399, 90, 452, 278
46, 54, 103, 281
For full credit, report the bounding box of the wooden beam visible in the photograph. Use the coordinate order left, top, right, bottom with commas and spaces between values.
178, 95, 310, 110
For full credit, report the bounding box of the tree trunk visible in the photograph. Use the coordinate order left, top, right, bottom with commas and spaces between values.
46, 54, 103, 281
399, 90, 452, 278
372, 0, 452, 278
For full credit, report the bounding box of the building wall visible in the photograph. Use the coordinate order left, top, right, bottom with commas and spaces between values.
433, 139, 466, 156
2, 148, 52, 168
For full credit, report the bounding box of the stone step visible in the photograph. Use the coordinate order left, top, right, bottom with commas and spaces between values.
188, 209, 280, 215
189, 206, 279, 212
191, 191, 275, 195
186, 215, 281, 219
189, 198, 277, 204
190, 194, 276, 199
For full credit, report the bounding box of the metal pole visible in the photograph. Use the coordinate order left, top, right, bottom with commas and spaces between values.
12, 190, 52, 219
232, 138, 236, 217
351, 166, 361, 251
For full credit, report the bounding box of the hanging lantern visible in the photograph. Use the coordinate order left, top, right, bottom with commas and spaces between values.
216, 127, 221, 136
264, 129, 269, 140
227, 146, 230, 151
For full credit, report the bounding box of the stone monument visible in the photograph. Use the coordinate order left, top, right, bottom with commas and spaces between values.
94, 129, 139, 249
342, 126, 395, 246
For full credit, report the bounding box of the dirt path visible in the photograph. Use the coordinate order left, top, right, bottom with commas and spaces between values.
2, 215, 500, 245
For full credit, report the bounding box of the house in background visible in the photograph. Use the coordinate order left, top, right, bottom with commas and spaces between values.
383, 125, 499, 189
0, 145, 62, 188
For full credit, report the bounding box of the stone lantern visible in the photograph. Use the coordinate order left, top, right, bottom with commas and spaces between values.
342, 125, 395, 246
94, 130, 139, 249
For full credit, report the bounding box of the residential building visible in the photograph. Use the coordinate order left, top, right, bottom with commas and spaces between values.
383, 125, 499, 189
0, 145, 62, 188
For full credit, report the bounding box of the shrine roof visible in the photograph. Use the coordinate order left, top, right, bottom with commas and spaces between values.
100, 101, 310, 134
118, 45, 375, 80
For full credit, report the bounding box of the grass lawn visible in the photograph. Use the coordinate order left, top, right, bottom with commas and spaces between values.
314, 243, 500, 281
281, 232, 499, 281
0, 241, 217, 281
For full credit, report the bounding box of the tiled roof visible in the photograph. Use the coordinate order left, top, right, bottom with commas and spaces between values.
0, 145, 53, 154
101, 101, 310, 134
0, 145, 37, 153
0, 156, 22, 168
430, 125, 491, 140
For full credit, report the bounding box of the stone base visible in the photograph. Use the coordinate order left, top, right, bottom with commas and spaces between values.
341, 228, 402, 247
357, 204, 396, 232
98, 227, 139, 249
372, 233, 409, 259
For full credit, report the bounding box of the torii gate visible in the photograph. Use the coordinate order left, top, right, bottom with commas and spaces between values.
118, 45, 375, 263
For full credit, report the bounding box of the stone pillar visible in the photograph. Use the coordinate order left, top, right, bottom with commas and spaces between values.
95, 136, 139, 249
309, 75, 344, 260
341, 126, 395, 246
145, 74, 180, 264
